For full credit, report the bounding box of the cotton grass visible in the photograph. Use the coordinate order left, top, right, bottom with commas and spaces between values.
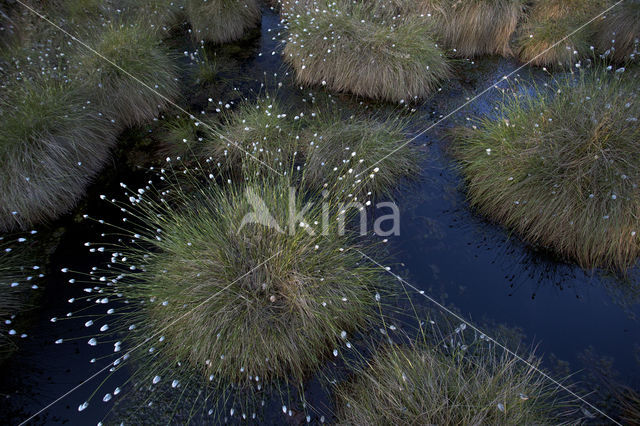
199, 96, 306, 175
73, 20, 179, 128
336, 337, 560, 424
425, 0, 526, 58
0, 78, 116, 231
515, 0, 607, 68
185, 0, 261, 44
596, 0, 640, 63
0, 234, 41, 362
68, 169, 389, 421
303, 109, 422, 199
283, 0, 451, 102
452, 68, 640, 271
193, 95, 421, 198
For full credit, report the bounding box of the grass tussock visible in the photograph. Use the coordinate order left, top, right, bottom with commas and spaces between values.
105, 173, 387, 388
304, 109, 422, 199
185, 0, 261, 44
515, 0, 607, 68
0, 78, 116, 231
74, 20, 179, 128
200, 96, 306, 174
184, 95, 420, 197
283, 0, 451, 102
452, 68, 640, 271
130, 0, 187, 35
429, 0, 526, 58
596, 0, 640, 63
336, 339, 559, 424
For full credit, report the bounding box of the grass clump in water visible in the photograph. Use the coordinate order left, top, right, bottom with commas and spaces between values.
95, 172, 387, 395
185, 0, 261, 44
283, 0, 451, 102
336, 336, 560, 424
74, 19, 179, 128
452, 68, 640, 271
596, 0, 640, 63
0, 78, 116, 231
192, 95, 421, 198
423, 0, 525, 58
200, 95, 306, 175
304, 109, 422, 199
515, 0, 606, 68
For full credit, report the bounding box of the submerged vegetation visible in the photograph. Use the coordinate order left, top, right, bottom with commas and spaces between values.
185, 0, 261, 44
453, 68, 640, 271
336, 337, 560, 424
283, 0, 451, 102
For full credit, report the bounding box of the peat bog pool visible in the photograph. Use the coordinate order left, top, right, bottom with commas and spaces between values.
1, 5, 639, 425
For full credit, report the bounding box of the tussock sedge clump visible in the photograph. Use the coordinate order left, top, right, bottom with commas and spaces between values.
336, 335, 560, 424
452, 68, 640, 271
185, 94, 420, 198
596, 0, 640, 63
422, 0, 526, 58
0, 78, 116, 231
73, 20, 179, 128
515, 0, 607, 68
304, 109, 422, 199
60, 170, 390, 420
282, 0, 451, 102
200, 96, 306, 174
155, 113, 204, 159
0, 234, 42, 362
127, 0, 187, 35
185, 0, 261, 44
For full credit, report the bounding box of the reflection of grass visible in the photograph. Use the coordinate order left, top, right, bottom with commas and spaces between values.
596, 0, 640, 63
515, 0, 607, 68
0, 78, 116, 231
452, 68, 640, 271
74, 19, 179, 128
185, 0, 261, 44
283, 0, 451, 102
337, 319, 562, 424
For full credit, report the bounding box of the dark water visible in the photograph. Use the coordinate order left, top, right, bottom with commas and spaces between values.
1, 6, 639, 425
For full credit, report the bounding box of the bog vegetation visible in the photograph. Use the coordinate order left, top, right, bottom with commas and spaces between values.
452, 68, 639, 271
0, 0, 638, 424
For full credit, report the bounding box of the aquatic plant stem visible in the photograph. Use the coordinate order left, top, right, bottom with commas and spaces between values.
14, 0, 284, 177
17, 250, 284, 425
355, 249, 623, 425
